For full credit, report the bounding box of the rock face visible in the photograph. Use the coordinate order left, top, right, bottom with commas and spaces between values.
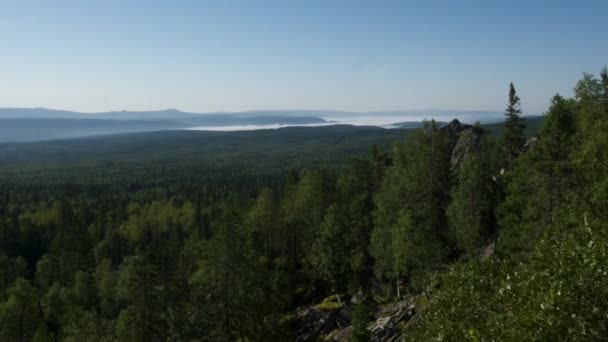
441, 119, 484, 170
442, 119, 471, 148
524, 136, 538, 151
296, 296, 420, 342
369, 297, 418, 342
295, 296, 352, 342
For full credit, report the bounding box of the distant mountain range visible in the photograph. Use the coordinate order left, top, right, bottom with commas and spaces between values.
0, 108, 334, 142
0, 108, 335, 121
0, 107, 509, 121
0, 107, 538, 143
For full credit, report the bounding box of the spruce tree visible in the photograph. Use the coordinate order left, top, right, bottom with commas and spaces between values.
501, 83, 526, 172
498, 94, 576, 255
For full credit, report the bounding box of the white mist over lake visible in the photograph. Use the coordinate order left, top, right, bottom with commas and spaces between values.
183, 112, 507, 131
184, 123, 336, 131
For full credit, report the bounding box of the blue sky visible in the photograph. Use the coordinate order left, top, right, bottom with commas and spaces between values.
0, 0, 606, 114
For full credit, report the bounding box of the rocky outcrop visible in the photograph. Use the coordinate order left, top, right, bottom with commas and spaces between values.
451, 126, 483, 169
441, 119, 484, 170
297, 295, 421, 342
369, 297, 418, 342
442, 119, 471, 148
523, 136, 538, 151
295, 295, 352, 342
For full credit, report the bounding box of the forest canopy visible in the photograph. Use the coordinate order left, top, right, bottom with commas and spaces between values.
0, 69, 607, 341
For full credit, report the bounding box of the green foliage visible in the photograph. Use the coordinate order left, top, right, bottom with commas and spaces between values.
501, 82, 527, 172
116, 255, 164, 341
0, 70, 606, 341
372, 121, 450, 293
447, 135, 494, 256
351, 295, 372, 342
315, 294, 344, 311
0, 278, 42, 341
408, 221, 608, 341
408, 68, 608, 340
498, 94, 577, 256
308, 205, 351, 290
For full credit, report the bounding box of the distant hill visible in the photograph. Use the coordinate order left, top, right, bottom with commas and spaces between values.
0, 125, 407, 183
0, 116, 545, 178
389, 121, 448, 129
481, 115, 544, 137
0, 107, 543, 143
0, 108, 337, 121
0, 111, 330, 142
0, 118, 187, 143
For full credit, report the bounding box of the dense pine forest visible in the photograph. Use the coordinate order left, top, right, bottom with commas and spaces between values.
0, 69, 607, 341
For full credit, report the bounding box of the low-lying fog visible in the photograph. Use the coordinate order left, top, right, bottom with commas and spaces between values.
184, 123, 336, 131
185, 113, 506, 131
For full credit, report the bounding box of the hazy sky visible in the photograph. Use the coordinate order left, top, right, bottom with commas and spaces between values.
0, 1, 607, 114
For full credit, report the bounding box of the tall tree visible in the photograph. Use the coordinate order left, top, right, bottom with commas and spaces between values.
307, 205, 350, 291
573, 69, 608, 224
447, 152, 493, 256
498, 94, 576, 255
371, 121, 450, 293
190, 205, 267, 340
115, 255, 163, 342
501, 83, 526, 172
281, 170, 334, 273
308, 158, 376, 292
245, 188, 279, 258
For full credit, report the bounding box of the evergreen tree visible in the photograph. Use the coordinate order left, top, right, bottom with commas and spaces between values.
371, 121, 450, 293
574, 70, 608, 224
116, 255, 163, 341
498, 94, 576, 255
308, 158, 375, 292
351, 295, 371, 342
501, 83, 526, 172
190, 206, 263, 340
447, 154, 492, 256
447, 128, 494, 256
281, 170, 334, 273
